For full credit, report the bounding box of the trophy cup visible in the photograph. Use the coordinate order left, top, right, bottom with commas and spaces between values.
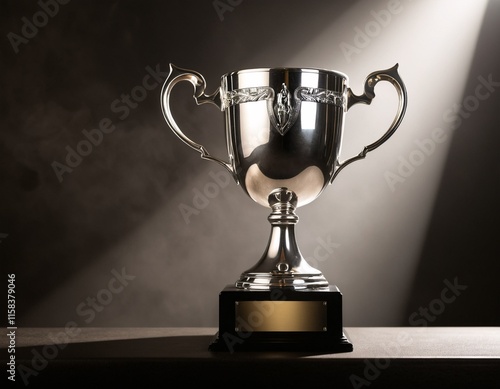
161, 63, 407, 352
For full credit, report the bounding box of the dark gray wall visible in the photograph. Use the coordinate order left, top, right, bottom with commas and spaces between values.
1, 0, 498, 328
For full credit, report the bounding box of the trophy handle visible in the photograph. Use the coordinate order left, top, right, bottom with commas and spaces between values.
331, 64, 408, 183
160, 64, 237, 180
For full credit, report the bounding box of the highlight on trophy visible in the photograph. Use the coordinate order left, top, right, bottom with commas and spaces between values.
161, 63, 407, 352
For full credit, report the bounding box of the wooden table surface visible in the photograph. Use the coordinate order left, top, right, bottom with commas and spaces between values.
2, 327, 499, 388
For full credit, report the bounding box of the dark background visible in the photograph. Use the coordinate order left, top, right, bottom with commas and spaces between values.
1, 0, 499, 328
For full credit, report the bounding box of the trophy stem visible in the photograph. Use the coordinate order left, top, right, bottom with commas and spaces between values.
235, 188, 329, 290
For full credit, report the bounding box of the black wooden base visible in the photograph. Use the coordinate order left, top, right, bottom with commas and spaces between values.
208, 285, 353, 353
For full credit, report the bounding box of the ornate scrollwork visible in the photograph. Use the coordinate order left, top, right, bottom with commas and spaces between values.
224, 87, 274, 108
296, 87, 345, 107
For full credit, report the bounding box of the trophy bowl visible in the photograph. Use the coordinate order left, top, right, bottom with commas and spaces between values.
161, 63, 407, 351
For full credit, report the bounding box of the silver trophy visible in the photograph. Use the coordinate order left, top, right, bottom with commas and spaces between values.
161, 64, 407, 351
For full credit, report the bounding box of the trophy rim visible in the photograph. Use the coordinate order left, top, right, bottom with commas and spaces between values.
222, 67, 349, 80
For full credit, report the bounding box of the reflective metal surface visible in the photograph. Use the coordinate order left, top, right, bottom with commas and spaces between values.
161, 63, 407, 290
222, 67, 347, 208
235, 188, 329, 289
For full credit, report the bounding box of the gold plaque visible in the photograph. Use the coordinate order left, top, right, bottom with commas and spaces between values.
235, 301, 327, 332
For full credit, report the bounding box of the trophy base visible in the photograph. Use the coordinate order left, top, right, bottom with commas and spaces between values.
208, 285, 353, 353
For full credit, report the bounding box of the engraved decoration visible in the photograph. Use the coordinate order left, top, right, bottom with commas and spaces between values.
224, 85, 346, 136
296, 87, 345, 107
224, 87, 274, 107
272, 83, 295, 135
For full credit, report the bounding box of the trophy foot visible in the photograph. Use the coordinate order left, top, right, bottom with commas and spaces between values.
236, 187, 329, 290
235, 273, 328, 290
